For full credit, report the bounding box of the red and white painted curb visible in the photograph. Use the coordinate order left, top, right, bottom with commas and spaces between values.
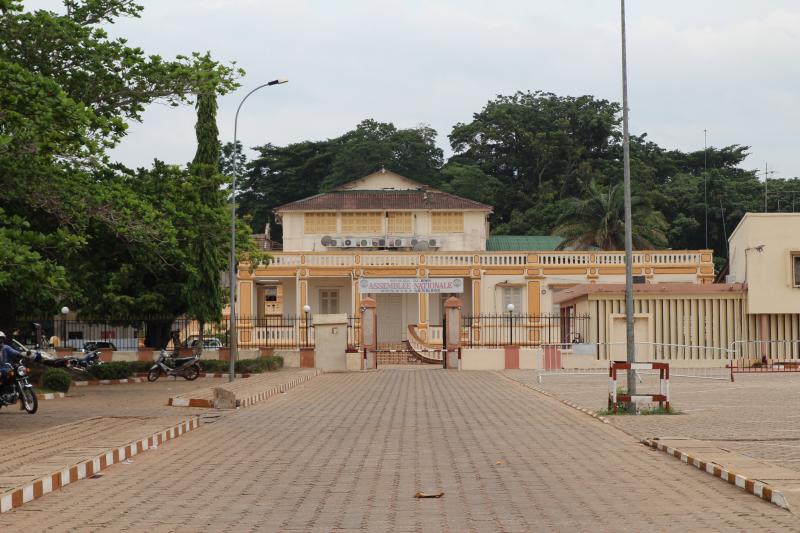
236, 371, 321, 408
37, 392, 66, 401
642, 438, 790, 511
0, 417, 199, 514
168, 370, 321, 409
73, 377, 144, 387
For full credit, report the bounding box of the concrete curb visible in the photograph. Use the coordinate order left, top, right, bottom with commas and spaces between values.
642, 438, 790, 511
499, 372, 611, 425
167, 370, 322, 409
236, 370, 322, 408
73, 377, 144, 387
0, 417, 199, 514
36, 392, 66, 401
133, 373, 251, 379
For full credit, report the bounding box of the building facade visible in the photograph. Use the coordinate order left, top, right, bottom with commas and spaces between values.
236, 170, 714, 347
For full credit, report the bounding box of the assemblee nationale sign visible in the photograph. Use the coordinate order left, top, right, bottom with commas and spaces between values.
359, 278, 464, 294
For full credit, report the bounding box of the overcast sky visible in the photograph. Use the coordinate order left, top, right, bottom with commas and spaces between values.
30, 1, 800, 178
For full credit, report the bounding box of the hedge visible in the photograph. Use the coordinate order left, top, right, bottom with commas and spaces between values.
88, 361, 134, 380
42, 368, 71, 393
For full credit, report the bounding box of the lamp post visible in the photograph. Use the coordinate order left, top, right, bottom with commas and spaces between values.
303, 304, 311, 347
60, 306, 69, 349
228, 78, 288, 383
506, 303, 515, 345
620, 0, 637, 408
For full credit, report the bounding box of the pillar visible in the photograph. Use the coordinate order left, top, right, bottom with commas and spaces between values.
360, 297, 377, 369
444, 296, 462, 369
759, 314, 770, 362
417, 293, 429, 341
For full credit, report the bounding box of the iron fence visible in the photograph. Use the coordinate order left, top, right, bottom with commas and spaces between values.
11, 315, 317, 351
348, 315, 361, 349
460, 313, 590, 348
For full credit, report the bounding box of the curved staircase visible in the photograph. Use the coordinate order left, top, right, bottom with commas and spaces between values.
405, 325, 444, 365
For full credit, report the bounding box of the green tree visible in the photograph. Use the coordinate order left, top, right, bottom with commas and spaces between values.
184, 89, 227, 354
552, 180, 668, 250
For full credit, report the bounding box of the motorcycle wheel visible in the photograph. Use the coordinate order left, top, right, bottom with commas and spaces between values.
183, 363, 200, 381
147, 368, 161, 382
20, 387, 38, 414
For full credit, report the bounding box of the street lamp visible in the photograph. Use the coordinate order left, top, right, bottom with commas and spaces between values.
303, 304, 311, 347
228, 77, 288, 383
506, 303, 515, 345
60, 306, 69, 349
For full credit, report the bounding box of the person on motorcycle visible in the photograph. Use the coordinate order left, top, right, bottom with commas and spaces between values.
0, 331, 38, 374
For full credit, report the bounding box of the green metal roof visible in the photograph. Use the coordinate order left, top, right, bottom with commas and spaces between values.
486, 235, 564, 251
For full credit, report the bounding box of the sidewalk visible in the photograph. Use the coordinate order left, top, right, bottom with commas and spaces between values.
0, 415, 197, 513
504, 369, 800, 511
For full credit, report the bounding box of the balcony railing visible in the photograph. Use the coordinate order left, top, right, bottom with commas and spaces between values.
257, 251, 708, 270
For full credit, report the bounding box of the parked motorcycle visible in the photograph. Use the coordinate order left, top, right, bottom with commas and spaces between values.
39, 348, 102, 372
147, 350, 201, 382
0, 358, 38, 414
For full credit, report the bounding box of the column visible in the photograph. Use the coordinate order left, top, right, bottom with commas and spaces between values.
360, 297, 377, 369
417, 293, 429, 341
444, 296, 462, 369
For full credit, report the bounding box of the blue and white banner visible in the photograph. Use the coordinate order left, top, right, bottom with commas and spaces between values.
359, 277, 464, 294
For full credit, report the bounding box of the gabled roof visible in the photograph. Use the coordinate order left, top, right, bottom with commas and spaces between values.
275, 171, 492, 212
276, 190, 492, 212
486, 235, 564, 251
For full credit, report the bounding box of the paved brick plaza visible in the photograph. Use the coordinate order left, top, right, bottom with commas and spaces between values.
506, 370, 800, 474
1, 368, 796, 531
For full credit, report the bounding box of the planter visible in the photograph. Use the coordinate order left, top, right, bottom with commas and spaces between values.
177, 347, 195, 357
300, 347, 315, 368
55, 347, 75, 357
137, 348, 156, 362
98, 348, 113, 362
218, 347, 231, 361
258, 346, 275, 358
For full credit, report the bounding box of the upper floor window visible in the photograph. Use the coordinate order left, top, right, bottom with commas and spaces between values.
793, 253, 800, 288
432, 212, 464, 233
501, 286, 523, 314
304, 213, 337, 234
387, 212, 412, 233
341, 212, 382, 234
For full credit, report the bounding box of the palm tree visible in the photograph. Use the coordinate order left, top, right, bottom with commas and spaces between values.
552, 179, 667, 250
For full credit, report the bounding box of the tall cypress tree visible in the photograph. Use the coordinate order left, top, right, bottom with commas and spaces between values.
184, 90, 227, 353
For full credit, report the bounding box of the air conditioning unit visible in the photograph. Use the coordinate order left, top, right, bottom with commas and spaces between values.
427, 238, 441, 248
320, 236, 339, 247
356, 238, 370, 247
632, 275, 646, 284
725, 274, 736, 284
342, 238, 354, 248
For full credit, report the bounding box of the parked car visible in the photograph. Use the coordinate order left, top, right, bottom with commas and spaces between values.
181, 336, 223, 350
83, 340, 117, 351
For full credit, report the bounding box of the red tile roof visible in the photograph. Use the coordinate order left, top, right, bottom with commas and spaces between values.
275, 189, 492, 212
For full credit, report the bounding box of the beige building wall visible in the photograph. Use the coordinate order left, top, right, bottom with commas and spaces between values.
728, 213, 800, 314
280, 210, 488, 252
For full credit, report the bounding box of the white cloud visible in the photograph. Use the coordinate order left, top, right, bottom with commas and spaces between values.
22, 1, 800, 177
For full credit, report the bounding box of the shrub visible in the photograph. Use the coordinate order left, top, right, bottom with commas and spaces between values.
200, 360, 229, 373
42, 368, 71, 393
88, 361, 134, 380
128, 360, 155, 373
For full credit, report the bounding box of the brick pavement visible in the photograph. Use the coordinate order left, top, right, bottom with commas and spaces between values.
0, 372, 299, 442
1, 368, 796, 531
168, 368, 319, 407
505, 370, 800, 474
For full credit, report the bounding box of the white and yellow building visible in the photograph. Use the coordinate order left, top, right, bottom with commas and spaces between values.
235, 170, 713, 347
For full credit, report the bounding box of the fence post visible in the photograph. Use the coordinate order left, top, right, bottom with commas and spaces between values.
444, 297, 461, 369
360, 297, 377, 370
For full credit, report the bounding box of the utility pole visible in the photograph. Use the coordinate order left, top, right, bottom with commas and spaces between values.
759, 163, 775, 213
704, 129, 708, 249
620, 0, 636, 407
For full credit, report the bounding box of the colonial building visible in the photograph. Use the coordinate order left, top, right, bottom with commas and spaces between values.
235, 170, 713, 348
